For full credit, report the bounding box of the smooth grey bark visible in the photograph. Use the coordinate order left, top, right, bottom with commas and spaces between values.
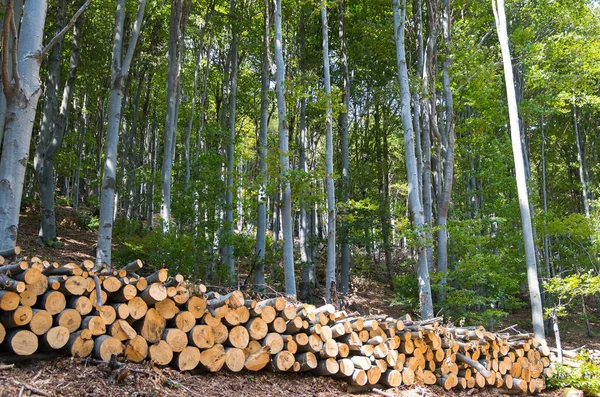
541, 114, 550, 279
95, 0, 146, 270
73, 95, 87, 211
0, 0, 47, 251
573, 102, 590, 218
255, 0, 271, 291
338, 0, 350, 295
161, 0, 182, 231
223, 0, 238, 284
436, 0, 455, 302
321, 0, 337, 304
274, 0, 296, 298
298, 7, 313, 301
393, 0, 434, 319
492, 0, 544, 340
34, 0, 65, 244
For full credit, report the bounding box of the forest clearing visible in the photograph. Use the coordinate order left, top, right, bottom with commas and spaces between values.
1, 0, 600, 395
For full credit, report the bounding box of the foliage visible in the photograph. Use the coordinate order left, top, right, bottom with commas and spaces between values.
547, 352, 600, 396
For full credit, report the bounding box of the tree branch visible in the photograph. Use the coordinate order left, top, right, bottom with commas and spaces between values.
39, 0, 92, 58
120, 0, 147, 77
2, 0, 14, 97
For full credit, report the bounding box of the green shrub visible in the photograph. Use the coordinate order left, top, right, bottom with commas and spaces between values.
547, 352, 600, 395
75, 210, 99, 230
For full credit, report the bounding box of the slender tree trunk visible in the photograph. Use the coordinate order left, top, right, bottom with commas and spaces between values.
34, 0, 66, 244
393, 0, 434, 319
573, 102, 590, 218
224, 0, 239, 284
299, 8, 313, 301
436, 0, 455, 302
321, 0, 336, 304
255, 0, 271, 291
274, 0, 296, 297
95, 0, 146, 270
541, 114, 550, 278
492, 0, 544, 340
161, 0, 181, 231
0, 0, 47, 250
73, 96, 87, 212
338, 0, 351, 295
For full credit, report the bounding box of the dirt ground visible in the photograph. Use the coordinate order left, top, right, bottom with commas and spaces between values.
0, 204, 593, 396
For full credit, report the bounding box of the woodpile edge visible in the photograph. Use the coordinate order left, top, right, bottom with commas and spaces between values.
0, 251, 556, 394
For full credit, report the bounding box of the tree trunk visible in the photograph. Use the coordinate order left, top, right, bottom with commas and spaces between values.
274, 0, 296, 298
160, 0, 182, 232
0, 0, 47, 251
73, 96, 87, 212
298, 7, 313, 301
255, 0, 271, 291
95, 0, 146, 270
492, 0, 544, 340
436, 0, 455, 302
393, 0, 433, 319
338, 0, 351, 296
573, 102, 590, 218
321, 0, 336, 304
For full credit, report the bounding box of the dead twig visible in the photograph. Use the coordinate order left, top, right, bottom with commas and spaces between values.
10, 380, 51, 396
373, 388, 396, 397
0, 363, 15, 370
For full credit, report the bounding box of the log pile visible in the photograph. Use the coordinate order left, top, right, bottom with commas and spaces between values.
0, 254, 555, 394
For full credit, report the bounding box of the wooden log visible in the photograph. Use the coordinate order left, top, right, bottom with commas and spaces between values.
19, 290, 37, 307
202, 311, 221, 327
0, 246, 20, 259
224, 347, 245, 372
456, 352, 492, 377
256, 297, 286, 312
121, 259, 143, 273
198, 344, 226, 372
93, 335, 124, 361
347, 369, 368, 386
127, 296, 148, 320
81, 316, 106, 336
109, 284, 137, 302
94, 305, 117, 325
208, 290, 245, 310
268, 317, 287, 333
212, 323, 229, 345
295, 352, 318, 371
149, 340, 173, 365
279, 305, 297, 321
171, 311, 195, 333
146, 268, 168, 284
140, 283, 167, 305
367, 365, 382, 385
245, 317, 268, 341
172, 346, 200, 371
0, 261, 28, 275
59, 276, 87, 296
188, 324, 215, 349
227, 325, 249, 349
285, 317, 303, 334
257, 305, 276, 324
402, 367, 416, 385
319, 339, 339, 359
12, 268, 42, 285
24, 274, 48, 296
2, 329, 38, 355
0, 290, 20, 311
245, 345, 271, 371
271, 350, 295, 372
65, 330, 94, 358
262, 333, 284, 355
1, 305, 32, 327
54, 308, 82, 332
380, 369, 402, 387
40, 326, 70, 350
155, 298, 179, 320
162, 328, 187, 353
436, 373, 458, 390
68, 295, 93, 316
25, 309, 52, 335
109, 319, 137, 341
133, 308, 166, 343
39, 291, 66, 315
132, 277, 148, 292
223, 305, 250, 326
110, 303, 130, 320
184, 295, 206, 318
124, 335, 148, 363
0, 274, 25, 293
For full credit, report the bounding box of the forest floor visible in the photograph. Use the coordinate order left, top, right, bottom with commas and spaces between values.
1, 204, 596, 396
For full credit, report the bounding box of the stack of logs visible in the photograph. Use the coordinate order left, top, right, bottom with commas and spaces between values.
0, 253, 555, 394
